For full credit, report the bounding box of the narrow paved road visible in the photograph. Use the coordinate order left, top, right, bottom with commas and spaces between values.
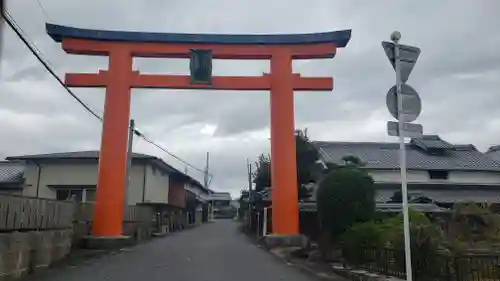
32, 220, 319, 281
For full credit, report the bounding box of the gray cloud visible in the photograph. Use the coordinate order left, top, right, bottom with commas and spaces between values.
1, 0, 500, 197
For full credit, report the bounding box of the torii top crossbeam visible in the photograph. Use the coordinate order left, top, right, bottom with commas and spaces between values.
47, 23, 350, 53
47, 23, 351, 238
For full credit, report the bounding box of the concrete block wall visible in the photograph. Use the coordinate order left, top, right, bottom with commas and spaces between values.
72, 221, 153, 247
0, 229, 72, 280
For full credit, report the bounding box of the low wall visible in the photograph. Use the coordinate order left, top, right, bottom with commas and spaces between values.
71, 203, 155, 247
72, 221, 153, 248
0, 229, 72, 280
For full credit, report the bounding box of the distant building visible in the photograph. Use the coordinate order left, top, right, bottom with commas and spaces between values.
208, 192, 232, 206
207, 192, 237, 218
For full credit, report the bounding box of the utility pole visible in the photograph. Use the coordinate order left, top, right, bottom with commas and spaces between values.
203, 152, 214, 221
204, 152, 210, 188
124, 119, 135, 211
246, 158, 253, 229
1, 0, 4, 65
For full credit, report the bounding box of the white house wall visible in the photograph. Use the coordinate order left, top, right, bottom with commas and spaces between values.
22, 164, 45, 198
369, 170, 428, 183
448, 171, 500, 185
367, 169, 500, 185
142, 165, 169, 204
23, 163, 98, 199
127, 165, 146, 205
376, 188, 500, 203
22, 162, 168, 205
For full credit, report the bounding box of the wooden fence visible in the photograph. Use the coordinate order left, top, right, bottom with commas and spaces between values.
73, 202, 154, 223
0, 194, 74, 231
0, 194, 154, 232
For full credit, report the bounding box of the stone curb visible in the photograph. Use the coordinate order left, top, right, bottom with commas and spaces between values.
246, 235, 347, 281
268, 249, 347, 281
244, 230, 399, 281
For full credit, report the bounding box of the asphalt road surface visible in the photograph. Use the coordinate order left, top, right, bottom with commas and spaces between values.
32, 220, 320, 281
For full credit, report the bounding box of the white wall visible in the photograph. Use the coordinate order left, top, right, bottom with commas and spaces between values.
368, 169, 500, 185
142, 165, 169, 204
127, 165, 147, 205
448, 171, 500, 185
369, 170, 428, 183
23, 163, 98, 199
22, 161, 170, 205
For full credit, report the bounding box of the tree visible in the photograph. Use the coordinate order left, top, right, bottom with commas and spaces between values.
389, 190, 405, 203
251, 128, 321, 199
252, 154, 271, 192
388, 190, 433, 204
316, 161, 376, 241
341, 155, 366, 167
295, 129, 322, 199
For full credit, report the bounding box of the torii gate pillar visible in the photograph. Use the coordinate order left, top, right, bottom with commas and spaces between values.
46, 23, 351, 238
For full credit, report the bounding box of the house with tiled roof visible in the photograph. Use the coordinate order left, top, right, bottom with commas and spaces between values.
5, 150, 210, 208
314, 135, 500, 205
5, 150, 213, 228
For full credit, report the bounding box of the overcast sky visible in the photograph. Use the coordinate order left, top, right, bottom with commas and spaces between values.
1, 1, 500, 198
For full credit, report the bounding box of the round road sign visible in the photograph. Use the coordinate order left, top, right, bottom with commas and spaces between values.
386, 83, 421, 122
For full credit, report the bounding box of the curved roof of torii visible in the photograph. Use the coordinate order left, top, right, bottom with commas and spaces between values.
46, 23, 351, 47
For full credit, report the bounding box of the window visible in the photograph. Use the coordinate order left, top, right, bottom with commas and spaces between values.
428, 170, 449, 180
55, 188, 96, 202
427, 148, 447, 156
56, 189, 83, 201
85, 189, 97, 202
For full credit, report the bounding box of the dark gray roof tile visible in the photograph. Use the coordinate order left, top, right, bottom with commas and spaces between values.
314, 136, 500, 172
410, 135, 454, 150
6, 150, 153, 160
485, 146, 500, 164
0, 161, 25, 183
5, 151, 207, 192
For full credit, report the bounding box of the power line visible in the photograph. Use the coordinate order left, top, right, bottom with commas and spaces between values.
4, 10, 211, 178
4, 11, 103, 121
134, 131, 211, 175
35, 0, 53, 22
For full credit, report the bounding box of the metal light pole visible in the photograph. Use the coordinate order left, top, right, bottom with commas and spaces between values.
263, 207, 268, 236
392, 31, 413, 281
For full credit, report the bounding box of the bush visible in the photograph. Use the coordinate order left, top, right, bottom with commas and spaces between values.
392, 223, 445, 279
340, 220, 388, 265
341, 209, 446, 278
316, 166, 375, 241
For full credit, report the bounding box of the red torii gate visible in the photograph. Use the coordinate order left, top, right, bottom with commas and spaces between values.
47, 23, 351, 238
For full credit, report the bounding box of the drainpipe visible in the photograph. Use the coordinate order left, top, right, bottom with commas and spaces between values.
33, 161, 42, 198
141, 164, 147, 202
